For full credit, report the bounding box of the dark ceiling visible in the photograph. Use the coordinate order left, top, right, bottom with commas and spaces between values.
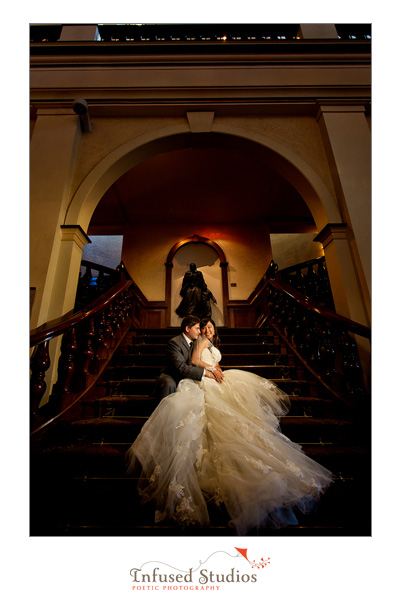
88, 142, 315, 232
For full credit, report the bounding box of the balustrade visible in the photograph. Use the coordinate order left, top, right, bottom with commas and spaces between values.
75, 260, 121, 309
30, 281, 135, 428
227, 259, 370, 403
31, 253, 370, 434
30, 259, 171, 432
279, 257, 334, 309
264, 263, 370, 403
30, 340, 50, 415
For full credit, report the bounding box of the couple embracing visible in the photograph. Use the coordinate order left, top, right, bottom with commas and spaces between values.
126, 312, 333, 535
154, 314, 224, 402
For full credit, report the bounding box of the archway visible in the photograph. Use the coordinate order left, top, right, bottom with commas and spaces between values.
65, 128, 341, 232
166, 235, 229, 327
53, 127, 347, 335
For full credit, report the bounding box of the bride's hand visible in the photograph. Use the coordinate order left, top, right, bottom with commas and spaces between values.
205, 367, 224, 383
213, 368, 224, 383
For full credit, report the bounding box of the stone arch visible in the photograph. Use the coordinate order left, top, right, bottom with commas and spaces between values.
165, 235, 229, 326
64, 126, 341, 233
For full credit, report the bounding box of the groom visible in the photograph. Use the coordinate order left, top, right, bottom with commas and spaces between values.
154, 314, 222, 401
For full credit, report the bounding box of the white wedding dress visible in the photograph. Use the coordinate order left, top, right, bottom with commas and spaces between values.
126, 340, 333, 535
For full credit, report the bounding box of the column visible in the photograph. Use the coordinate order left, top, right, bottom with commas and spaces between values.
30, 108, 82, 329
53, 226, 92, 314
314, 223, 369, 326
317, 104, 371, 321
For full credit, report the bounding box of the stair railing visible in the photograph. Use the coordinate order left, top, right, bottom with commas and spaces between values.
75, 259, 122, 308
278, 256, 335, 309
260, 260, 371, 404
30, 277, 136, 434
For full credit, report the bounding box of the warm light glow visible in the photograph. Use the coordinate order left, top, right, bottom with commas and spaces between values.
198, 230, 233, 240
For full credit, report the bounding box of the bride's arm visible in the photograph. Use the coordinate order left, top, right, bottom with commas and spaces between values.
191, 339, 224, 383
191, 338, 213, 368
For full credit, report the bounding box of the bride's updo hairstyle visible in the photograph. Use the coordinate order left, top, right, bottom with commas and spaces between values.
200, 318, 221, 348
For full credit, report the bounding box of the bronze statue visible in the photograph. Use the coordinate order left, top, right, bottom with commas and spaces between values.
176, 263, 216, 320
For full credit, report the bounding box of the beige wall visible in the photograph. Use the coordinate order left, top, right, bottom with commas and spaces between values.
122, 221, 272, 304
270, 233, 324, 271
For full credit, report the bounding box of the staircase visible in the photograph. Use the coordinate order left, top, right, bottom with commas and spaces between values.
30, 325, 370, 536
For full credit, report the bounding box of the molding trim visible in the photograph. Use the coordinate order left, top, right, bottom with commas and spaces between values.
314, 222, 348, 249
60, 224, 91, 249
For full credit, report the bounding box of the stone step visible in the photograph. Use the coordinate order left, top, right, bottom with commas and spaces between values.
82, 393, 338, 419
32, 413, 354, 451
103, 364, 301, 380
112, 352, 291, 367
128, 334, 278, 346
128, 327, 274, 337
31, 440, 369, 479
103, 378, 324, 397
83, 395, 159, 417
124, 342, 280, 355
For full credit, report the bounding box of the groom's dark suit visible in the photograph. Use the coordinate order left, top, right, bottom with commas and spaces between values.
154, 333, 204, 401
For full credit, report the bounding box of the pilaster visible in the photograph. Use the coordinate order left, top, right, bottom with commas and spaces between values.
317, 104, 371, 319
30, 108, 82, 328
314, 223, 369, 327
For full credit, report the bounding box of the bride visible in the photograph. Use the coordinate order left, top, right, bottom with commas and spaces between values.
126, 318, 333, 535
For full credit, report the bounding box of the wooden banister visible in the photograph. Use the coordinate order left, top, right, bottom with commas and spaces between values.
30, 278, 135, 433
269, 277, 371, 339
229, 259, 370, 338
30, 280, 132, 347
227, 259, 370, 402
30, 259, 170, 433
264, 261, 370, 401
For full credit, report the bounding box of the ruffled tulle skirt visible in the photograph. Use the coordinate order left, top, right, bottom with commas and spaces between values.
126, 370, 333, 535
